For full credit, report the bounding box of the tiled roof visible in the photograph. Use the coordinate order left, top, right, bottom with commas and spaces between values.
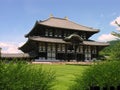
38, 17, 99, 32
30, 36, 109, 46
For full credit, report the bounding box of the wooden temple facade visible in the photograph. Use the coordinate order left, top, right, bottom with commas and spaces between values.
19, 16, 109, 61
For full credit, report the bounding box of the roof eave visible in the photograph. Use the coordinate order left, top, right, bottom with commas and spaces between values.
25, 21, 39, 38
28, 37, 109, 46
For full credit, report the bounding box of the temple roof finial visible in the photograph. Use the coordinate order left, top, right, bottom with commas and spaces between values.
64, 16, 68, 20
49, 14, 54, 18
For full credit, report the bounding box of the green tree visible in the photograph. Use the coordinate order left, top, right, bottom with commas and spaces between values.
0, 60, 55, 90
110, 21, 120, 60
70, 61, 120, 90
99, 40, 120, 58
99, 40, 120, 61
111, 21, 120, 38
110, 41, 120, 60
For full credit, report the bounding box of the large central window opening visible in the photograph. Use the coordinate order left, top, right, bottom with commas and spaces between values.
85, 46, 91, 60
39, 42, 45, 52
47, 43, 56, 59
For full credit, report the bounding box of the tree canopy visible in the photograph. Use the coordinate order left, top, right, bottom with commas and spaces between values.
100, 21, 120, 60
111, 21, 120, 38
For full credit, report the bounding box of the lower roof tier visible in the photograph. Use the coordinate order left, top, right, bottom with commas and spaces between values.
29, 36, 109, 46
19, 36, 109, 53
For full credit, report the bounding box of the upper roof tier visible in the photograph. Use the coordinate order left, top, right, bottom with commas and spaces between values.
25, 16, 100, 37
38, 17, 99, 32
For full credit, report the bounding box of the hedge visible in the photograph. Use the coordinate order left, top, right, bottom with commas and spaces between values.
70, 61, 120, 90
0, 60, 55, 90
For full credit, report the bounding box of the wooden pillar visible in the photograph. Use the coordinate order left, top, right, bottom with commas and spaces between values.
65, 44, 67, 53
53, 28, 55, 37
82, 45, 85, 61
96, 46, 99, 58
91, 46, 93, 60
64, 44, 67, 60
45, 43, 47, 59
55, 44, 58, 59
90, 46, 92, 60
61, 30, 64, 38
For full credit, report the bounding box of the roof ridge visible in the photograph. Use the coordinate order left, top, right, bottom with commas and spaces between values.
50, 17, 67, 20
39, 17, 67, 23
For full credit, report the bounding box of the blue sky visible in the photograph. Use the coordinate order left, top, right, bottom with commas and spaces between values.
0, 0, 120, 53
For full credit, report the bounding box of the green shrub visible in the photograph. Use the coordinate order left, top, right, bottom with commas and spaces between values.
0, 60, 55, 90
70, 61, 120, 90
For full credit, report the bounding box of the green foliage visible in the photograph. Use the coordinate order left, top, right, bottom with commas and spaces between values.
100, 40, 119, 55
110, 41, 120, 60
111, 21, 120, 38
111, 31, 120, 38
70, 61, 120, 90
0, 60, 55, 90
99, 40, 120, 60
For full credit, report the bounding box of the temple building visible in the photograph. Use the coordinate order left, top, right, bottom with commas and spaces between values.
19, 16, 109, 61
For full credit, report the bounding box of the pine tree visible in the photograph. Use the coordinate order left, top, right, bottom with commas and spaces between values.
111, 21, 120, 38
110, 21, 120, 60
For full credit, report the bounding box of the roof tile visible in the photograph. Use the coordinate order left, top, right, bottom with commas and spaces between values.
39, 17, 99, 32
30, 36, 109, 46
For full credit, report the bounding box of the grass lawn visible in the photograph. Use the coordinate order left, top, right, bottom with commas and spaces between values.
33, 64, 89, 90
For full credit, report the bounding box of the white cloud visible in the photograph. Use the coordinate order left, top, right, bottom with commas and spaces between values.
97, 33, 117, 42
0, 42, 23, 53
110, 16, 120, 30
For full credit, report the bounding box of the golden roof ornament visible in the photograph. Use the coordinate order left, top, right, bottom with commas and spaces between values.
49, 14, 54, 18
64, 16, 68, 20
